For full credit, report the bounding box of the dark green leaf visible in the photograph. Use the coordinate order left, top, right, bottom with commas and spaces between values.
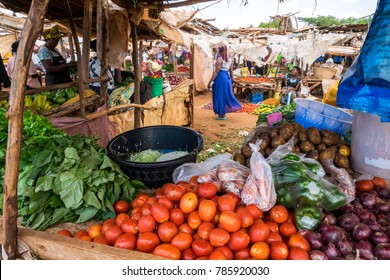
35, 175, 55, 192
59, 173, 83, 209
100, 155, 115, 170
76, 206, 99, 223
84, 191, 102, 209
29, 212, 46, 230
28, 191, 51, 214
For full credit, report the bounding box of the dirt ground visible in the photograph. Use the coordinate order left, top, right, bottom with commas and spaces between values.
192, 90, 258, 159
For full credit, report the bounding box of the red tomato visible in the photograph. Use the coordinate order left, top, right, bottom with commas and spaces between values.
136, 232, 160, 253
208, 248, 229, 260
57, 229, 73, 237
132, 193, 149, 208
197, 222, 215, 240
236, 207, 254, 228
191, 239, 214, 257
137, 215, 156, 233
198, 199, 217, 222
104, 225, 123, 245
217, 195, 236, 212
179, 192, 198, 213
157, 222, 178, 243
225, 192, 241, 205
265, 232, 283, 245
270, 241, 289, 260
153, 244, 181, 260
248, 222, 270, 243
269, 205, 289, 224
158, 196, 175, 210
217, 246, 234, 260
250, 241, 270, 260
166, 184, 186, 202
114, 233, 137, 250
197, 182, 218, 198
187, 211, 202, 230
169, 208, 185, 226
356, 180, 374, 192
227, 230, 250, 252
87, 223, 102, 239
151, 203, 170, 223
218, 211, 241, 232
178, 223, 194, 235
287, 247, 309, 260
170, 232, 193, 251
233, 247, 251, 260
245, 204, 263, 219
121, 218, 138, 235
113, 200, 131, 214
116, 213, 130, 227
74, 229, 89, 240
288, 234, 311, 252
181, 248, 197, 260
208, 228, 231, 247
93, 235, 109, 245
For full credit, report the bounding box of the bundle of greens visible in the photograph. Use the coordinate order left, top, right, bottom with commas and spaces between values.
0, 109, 145, 230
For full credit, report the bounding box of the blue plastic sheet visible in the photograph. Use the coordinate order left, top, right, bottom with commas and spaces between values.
336, 0, 390, 122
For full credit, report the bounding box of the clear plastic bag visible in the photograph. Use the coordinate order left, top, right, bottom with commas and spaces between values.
217, 160, 250, 195
172, 153, 232, 184
241, 140, 276, 211
322, 159, 356, 204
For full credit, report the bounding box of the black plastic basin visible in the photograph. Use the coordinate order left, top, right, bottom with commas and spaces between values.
106, 125, 204, 188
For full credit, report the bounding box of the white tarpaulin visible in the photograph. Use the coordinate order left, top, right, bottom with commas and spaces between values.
159, 10, 198, 29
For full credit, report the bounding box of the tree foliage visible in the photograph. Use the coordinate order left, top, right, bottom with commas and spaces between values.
297, 15, 372, 27
258, 19, 281, 28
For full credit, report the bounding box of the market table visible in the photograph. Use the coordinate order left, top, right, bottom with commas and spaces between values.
233, 76, 284, 98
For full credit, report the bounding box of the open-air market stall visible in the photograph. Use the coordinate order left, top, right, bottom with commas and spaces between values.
0, 0, 219, 260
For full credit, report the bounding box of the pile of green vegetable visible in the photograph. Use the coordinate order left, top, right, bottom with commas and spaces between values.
256, 103, 296, 124
0, 108, 145, 230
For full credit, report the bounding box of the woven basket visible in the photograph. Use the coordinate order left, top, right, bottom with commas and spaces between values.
313, 67, 337, 79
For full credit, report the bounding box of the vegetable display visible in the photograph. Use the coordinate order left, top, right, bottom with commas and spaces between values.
0, 109, 144, 230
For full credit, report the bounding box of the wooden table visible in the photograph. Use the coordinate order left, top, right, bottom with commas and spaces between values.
233, 77, 284, 98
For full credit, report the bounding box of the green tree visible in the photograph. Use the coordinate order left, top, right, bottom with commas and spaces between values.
258, 19, 281, 28
298, 15, 372, 28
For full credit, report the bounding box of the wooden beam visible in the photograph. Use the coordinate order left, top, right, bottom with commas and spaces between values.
97, 0, 109, 101
131, 22, 141, 128
163, 0, 215, 9
11, 227, 167, 260
64, 0, 85, 116
2, 0, 50, 260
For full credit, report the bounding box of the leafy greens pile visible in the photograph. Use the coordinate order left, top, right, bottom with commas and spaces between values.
0, 108, 145, 230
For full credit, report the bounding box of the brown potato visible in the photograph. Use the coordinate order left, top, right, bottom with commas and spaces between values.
259, 149, 266, 157
319, 148, 337, 164
233, 152, 246, 165
241, 145, 252, 158
259, 135, 271, 150
306, 150, 319, 161
245, 157, 251, 167
269, 128, 279, 138
300, 140, 315, 153
307, 127, 322, 145
321, 135, 334, 146
299, 130, 308, 142
316, 143, 327, 152
279, 124, 295, 140
291, 145, 301, 154
334, 153, 350, 169
271, 135, 286, 148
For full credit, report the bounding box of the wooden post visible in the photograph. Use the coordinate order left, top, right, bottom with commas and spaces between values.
64, 0, 85, 116
97, 0, 109, 102
131, 21, 140, 128
173, 43, 178, 76
82, 0, 93, 85
67, 32, 76, 81
189, 44, 195, 127
2, 0, 50, 260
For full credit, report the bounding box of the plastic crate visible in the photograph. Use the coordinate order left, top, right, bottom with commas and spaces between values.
294, 98, 352, 136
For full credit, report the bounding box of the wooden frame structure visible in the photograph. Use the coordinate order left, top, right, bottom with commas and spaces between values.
0, 0, 219, 260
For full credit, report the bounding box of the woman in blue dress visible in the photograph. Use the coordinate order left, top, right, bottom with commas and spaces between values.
207, 45, 241, 120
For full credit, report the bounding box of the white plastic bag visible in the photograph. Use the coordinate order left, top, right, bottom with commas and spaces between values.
241, 140, 276, 211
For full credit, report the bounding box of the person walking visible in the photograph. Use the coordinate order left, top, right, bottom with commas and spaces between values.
207, 45, 241, 120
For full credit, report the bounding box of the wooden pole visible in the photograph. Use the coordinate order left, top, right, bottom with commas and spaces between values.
189, 44, 195, 127
67, 32, 76, 81
131, 21, 141, 128
82, 0, 93, 87
2, 0, 50, 260
64, 0, 85, 116
97, 0, 109, 102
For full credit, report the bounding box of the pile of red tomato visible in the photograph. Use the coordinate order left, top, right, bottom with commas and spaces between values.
57, 177, 312, 260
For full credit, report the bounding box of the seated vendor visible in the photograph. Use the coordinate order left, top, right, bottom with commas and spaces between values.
281, 66, 301, 105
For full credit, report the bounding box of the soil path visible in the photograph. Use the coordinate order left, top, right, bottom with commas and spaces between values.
192, 90, 258, 159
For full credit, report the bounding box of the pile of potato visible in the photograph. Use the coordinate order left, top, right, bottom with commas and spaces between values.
234, 122, 352, 173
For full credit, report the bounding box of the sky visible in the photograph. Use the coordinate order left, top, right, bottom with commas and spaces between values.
191, 0, 379, 29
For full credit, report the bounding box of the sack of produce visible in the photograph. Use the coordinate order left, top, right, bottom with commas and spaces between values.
241, 139, 276, 211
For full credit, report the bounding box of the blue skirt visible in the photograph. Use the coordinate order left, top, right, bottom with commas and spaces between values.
212, 70, 242, 116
